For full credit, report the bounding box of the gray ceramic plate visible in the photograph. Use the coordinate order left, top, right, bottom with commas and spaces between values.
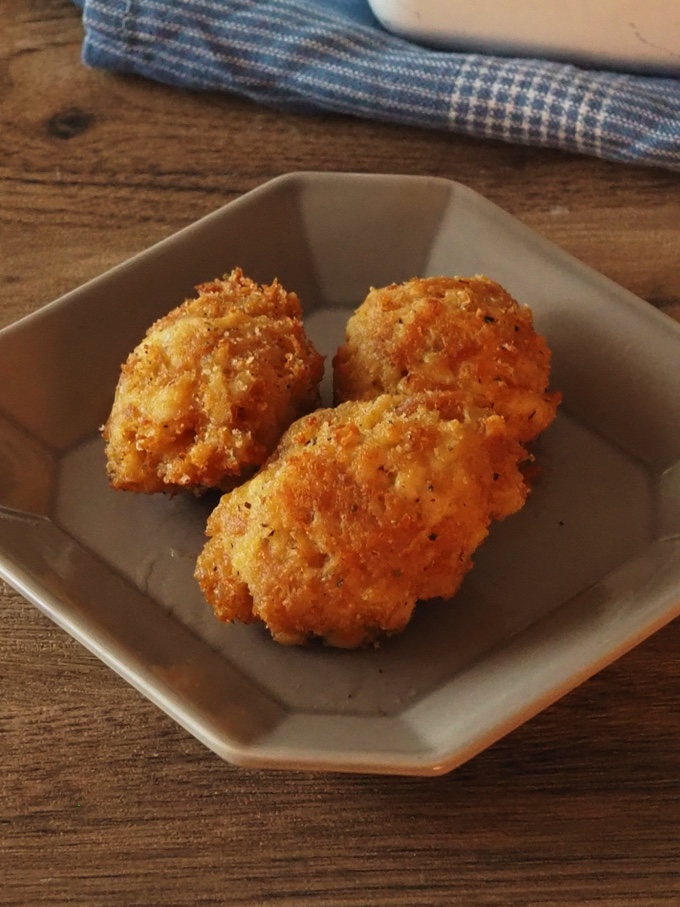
2, 172, 679, 776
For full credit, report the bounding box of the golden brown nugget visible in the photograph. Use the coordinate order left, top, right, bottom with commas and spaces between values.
195, 394, 529, 648
333, 276, 560, 444
103, 268, 324, 494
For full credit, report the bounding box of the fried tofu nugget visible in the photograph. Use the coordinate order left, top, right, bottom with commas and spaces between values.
103, 268, 324, 494
333, 276, 560, 444
195, 394, 529, 648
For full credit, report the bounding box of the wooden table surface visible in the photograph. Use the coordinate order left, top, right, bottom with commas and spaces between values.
2, 3, 679, 905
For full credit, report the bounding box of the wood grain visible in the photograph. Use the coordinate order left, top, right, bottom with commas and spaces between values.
2, 3, 679, 905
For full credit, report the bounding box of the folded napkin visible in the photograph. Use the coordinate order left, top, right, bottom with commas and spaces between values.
74, 0, 680, 171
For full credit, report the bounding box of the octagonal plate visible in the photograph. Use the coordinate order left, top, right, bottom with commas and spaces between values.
2, 172, 680, 775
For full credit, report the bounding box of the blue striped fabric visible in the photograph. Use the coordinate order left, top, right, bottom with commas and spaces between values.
74, 0, 680, 171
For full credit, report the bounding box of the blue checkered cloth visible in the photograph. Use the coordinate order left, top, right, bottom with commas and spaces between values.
73, 0, 680, 171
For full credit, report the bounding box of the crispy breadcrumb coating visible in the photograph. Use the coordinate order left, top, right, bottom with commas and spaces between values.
333, 276, 560, 444
103, 269, 324, 494
195, 394, 528, 648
